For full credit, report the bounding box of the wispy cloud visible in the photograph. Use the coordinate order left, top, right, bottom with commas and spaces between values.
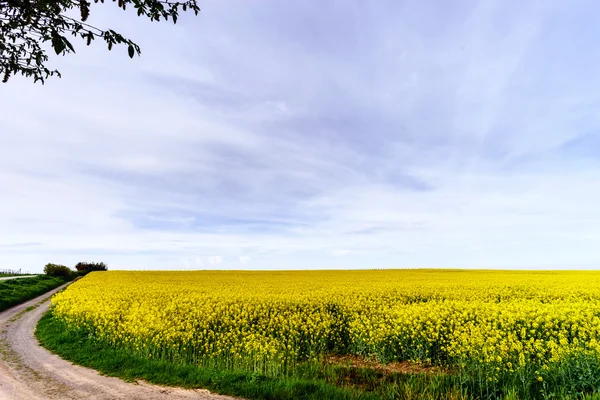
2, 0, 600, 272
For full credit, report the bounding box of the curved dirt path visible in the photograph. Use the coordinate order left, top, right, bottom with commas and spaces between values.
0, 284, 237, 400
0, 275, 36, 281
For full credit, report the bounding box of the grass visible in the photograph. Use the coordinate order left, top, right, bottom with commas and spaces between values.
0, 275, 68, 311
36, 310, 472, 400
36, 310, 600, 400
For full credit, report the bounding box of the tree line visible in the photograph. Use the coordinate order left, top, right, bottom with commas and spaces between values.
44, 261, 107, 279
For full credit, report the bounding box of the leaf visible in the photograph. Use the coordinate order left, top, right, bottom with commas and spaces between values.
128, 44, 134, 58
51, 33, 65, 55
63, 37, 75, 53
80, 0, 90, 21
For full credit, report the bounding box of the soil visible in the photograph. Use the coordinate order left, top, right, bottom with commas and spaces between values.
326, 354, 447, 375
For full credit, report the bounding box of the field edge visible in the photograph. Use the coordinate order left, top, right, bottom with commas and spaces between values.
35, 309, 380, 400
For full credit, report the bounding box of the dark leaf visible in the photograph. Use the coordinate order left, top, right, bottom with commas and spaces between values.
63, 37, 75, 53
80, 0, 90, 21
51, 33, 65, 55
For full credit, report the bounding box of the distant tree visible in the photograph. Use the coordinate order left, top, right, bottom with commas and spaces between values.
0, 0, 200, 83
44, 263, 73, 278
75, 261, 108, 274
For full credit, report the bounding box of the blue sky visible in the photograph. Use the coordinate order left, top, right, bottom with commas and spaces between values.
2, 0, 600, 272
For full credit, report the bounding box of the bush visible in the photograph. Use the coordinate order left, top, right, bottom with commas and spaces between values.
44, 263, 74, 278
75, 262, 108, 274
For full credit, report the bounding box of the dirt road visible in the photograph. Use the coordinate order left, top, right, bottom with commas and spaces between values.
0, 275, 36, 281
0, 284, 236, 400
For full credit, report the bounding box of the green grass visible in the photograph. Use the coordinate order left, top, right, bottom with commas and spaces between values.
36, 310, 600, 400
0, 276, 68, 311
36, 311, 373, 400
36, 311, 473, 400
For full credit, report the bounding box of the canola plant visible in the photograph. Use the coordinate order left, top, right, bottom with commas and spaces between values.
51, 270, 600, 386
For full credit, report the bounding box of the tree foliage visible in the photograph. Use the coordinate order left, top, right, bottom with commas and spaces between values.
0, 0, 200, 83
75, 261, 108, 273
44, 263, 74, 278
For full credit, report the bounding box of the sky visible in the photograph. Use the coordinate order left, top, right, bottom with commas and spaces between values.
2, 0, 600, 273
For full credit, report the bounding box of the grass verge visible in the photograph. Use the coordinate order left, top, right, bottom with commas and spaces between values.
36, 311, 470, 400
0, 276, 68, 311
36, 309, 600, 400
36, 310, 376, 400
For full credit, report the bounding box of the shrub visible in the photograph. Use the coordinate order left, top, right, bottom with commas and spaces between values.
44, 263, 74, 278
74, 262, 108, 274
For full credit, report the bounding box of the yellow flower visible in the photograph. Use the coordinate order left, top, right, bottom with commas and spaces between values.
50, 270, 600, 377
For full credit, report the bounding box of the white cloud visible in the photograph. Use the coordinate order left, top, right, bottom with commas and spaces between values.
239, 256, 251, 265
332, 250, 352, 257
2, 1, 600, 272
208, 256, 223, 266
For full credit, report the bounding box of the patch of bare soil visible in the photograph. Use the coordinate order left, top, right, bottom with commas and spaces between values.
326, 354, 447, 375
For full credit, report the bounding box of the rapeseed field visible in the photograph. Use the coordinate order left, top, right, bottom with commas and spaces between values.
49, 270, 600, 399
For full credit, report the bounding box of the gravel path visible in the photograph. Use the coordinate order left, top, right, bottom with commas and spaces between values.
0, 284, 237, 400
0, 275, 36, 281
